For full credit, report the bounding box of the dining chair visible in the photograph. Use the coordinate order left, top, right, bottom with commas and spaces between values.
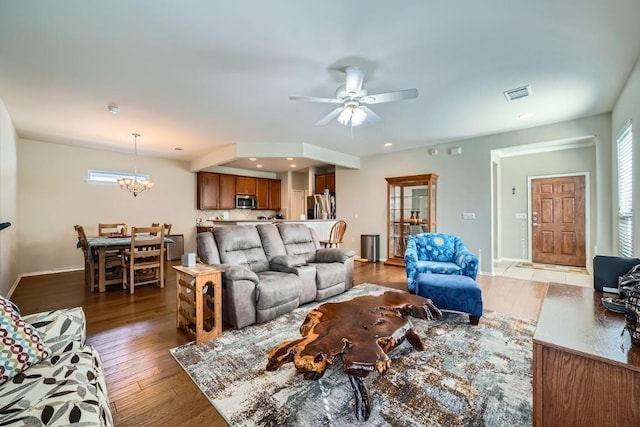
75, 225, 122, 291
151, 223, 172, 285
98, 223, 127, 236
320, 220, 347, 248
121, 226, 165, 295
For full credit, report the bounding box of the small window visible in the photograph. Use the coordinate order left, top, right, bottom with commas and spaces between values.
87, 169, 150, 184
617, 121, 633, 257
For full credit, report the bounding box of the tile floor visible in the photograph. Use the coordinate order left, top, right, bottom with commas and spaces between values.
492, 260, 593, 288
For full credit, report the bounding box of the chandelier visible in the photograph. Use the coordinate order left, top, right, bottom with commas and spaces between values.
117, 133, 154, 197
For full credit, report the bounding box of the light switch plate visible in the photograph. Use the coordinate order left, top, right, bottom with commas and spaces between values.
462, 212, 476, 220
515, 213, 527, 219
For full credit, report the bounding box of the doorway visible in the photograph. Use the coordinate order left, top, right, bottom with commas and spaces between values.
530, 175, 586, 267
290, 189, 306, 220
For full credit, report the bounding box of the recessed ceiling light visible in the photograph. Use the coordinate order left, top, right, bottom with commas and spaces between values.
249, 157, 257, 161
106, 105, 120, 115
290, 164, 297, 168
519, 112, 534, 119
384, 142, 393, 147
174, 147, 183, 151
256, 164, 263, 168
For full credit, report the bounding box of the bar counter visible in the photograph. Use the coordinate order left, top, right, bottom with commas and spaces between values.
196, 219, 337, 240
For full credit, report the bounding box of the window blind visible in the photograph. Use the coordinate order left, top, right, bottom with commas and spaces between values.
617, 122, 633, 257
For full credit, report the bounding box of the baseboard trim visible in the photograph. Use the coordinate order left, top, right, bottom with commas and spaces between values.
7, 275, 22, 299
20, 266, 83, 278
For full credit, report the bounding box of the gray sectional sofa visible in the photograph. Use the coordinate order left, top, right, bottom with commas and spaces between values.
196, 223, 355, 328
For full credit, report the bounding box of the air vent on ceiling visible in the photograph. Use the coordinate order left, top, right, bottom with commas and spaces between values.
504, 85, 532, 102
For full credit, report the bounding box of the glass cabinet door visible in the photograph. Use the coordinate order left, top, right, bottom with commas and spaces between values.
385, 174, 438, 267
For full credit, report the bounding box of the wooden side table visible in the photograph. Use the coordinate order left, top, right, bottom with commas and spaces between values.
173, 264, 223, 344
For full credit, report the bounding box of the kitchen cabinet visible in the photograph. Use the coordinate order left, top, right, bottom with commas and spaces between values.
236, 176, 256, 195
385, 174, 438, 267
196, 172, 220, 210
269, 179, 281, 210
219, 174, 236, 209
256, 178, 269, 209
315, 173, 335, 194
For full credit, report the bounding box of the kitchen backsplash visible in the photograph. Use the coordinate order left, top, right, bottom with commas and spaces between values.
196, 209, 279, 223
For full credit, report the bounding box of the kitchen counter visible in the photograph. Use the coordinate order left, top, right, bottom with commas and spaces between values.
196, 219, 337, 240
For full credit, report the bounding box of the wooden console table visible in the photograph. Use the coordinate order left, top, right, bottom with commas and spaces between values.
533, 283, 640, 426
173, 264, 223, 344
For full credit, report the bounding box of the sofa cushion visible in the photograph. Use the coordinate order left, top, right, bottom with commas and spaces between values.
271, 255, 307, 268
0, 345, 112, 426
0, 297, 51, 385
196, 232, 221, 264
276, 224, 318, 263
214, 225, 270, 273
23, 307, 86, 356
257, 224, 287, 260
315, 263, 346, 290
255, 271, 301, 310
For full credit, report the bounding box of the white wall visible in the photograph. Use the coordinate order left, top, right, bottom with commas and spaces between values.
337, 113, 612, 274
0, 97, 18, 296
612, 55, 640, 256
17, 139, 199, 274
499, 146, 596, 260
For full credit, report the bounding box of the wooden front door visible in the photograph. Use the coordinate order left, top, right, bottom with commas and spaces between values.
531, 175, 586, 267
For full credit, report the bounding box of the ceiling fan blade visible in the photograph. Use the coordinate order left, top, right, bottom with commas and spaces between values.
289, 95, 342, 104
360, 88, 418, 104
315, 107, 344, 126
360, 106, 381, 123
345, 67, 364, 94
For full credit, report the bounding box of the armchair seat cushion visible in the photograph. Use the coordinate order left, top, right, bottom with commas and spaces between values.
416, 260, 462, 276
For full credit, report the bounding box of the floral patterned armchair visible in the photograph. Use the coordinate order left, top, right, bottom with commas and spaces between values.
404, 232, 478, 292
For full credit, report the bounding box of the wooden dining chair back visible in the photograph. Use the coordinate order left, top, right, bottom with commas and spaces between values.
122, 226, 165, 294
74, 225, 95, 290
99, 223, 127, 236
320, 220, 347, 248
75, 225, 122, 291
150, 223, 172, 236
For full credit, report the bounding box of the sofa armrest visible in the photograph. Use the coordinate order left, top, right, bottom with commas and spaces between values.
404, 237, 420, 292
223, 264, 260, 284
315, 248, 355, 263
455, 248, 479, 279
23, 307, 87, 356
271, 255, 307, 268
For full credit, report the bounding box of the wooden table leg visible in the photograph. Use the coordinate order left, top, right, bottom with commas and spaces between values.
98, 247, 106, 292
348, 375, 371, 422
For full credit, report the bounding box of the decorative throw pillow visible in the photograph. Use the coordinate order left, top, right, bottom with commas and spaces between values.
0, 296, 51, 384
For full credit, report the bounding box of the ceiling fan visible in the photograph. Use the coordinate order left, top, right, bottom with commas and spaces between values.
290, 66, 419, 127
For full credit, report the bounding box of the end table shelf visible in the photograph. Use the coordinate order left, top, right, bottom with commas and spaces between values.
173, 264, 223, 344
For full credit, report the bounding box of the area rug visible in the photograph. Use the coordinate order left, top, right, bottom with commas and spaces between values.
170, 283, 536, 426
516, 261, 588, 274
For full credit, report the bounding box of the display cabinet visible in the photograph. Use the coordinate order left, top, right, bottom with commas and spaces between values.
385, 174, 438, 267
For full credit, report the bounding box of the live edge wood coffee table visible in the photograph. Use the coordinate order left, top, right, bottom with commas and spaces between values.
266, 291, 442, 421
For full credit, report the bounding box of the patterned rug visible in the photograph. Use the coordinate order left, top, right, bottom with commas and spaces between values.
170, 283, 536, 426
516, 262, 589, 274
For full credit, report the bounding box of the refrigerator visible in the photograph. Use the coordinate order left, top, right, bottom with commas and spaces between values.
307, 192, 336, 219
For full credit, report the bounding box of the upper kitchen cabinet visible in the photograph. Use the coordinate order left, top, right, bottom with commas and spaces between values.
196, 172, 220, 210
315, 172, 335, 194
256, 178, 281, 210
219, 174, 236, 209
236, 176, 256, 195
269, 179, 281, 210
255, 178, 270, 209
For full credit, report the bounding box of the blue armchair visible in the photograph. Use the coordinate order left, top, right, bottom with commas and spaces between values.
404, 232, 478, 292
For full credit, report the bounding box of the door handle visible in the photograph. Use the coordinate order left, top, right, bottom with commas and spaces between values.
532, 223, 539, 227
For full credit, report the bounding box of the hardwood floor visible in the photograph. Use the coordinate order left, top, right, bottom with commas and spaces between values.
10, 261, 549, 426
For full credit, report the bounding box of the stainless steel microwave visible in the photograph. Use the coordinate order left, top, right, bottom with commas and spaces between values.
235, 195, 256, 209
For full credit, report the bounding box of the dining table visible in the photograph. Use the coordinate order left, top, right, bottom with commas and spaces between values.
81, 235, 174, 292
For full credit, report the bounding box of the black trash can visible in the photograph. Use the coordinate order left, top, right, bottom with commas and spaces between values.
361, 234, 380, 263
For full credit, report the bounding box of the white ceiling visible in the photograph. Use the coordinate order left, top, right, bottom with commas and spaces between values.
1, 1, 639, 173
